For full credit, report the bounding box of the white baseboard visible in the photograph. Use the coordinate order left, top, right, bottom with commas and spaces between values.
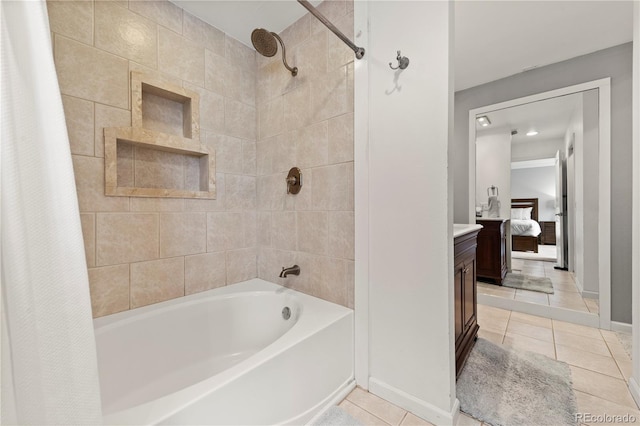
477, 294, 600, 328
611, 321, 633, 334
369, 378, 459, 425
629, 378, 640, 409
581, 289, 599, 300
574, 276, 584, 293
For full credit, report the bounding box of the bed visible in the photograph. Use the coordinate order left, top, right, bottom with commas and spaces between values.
511, 198, 542, 253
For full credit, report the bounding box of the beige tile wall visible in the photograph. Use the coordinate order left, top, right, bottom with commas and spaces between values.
256, 0, 355, 308
50, 0, 354, 316
49, 0, 257, 317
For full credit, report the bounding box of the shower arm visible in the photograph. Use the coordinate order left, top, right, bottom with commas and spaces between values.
296, 0, 365, 60
271, 32, 298, 76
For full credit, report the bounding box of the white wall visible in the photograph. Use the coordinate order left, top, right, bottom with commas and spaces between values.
511, 166, 556, 221
566, 100, 585, 289
565, 118, 577, 273
476, 129, 511, 217
630, 0, 640, 407
363, 1, 457, 423
582, 90, 600, 296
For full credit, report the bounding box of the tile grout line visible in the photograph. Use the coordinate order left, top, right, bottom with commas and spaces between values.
551, 318, 559, 360
602, 329, 631, 382
347, 398, 394, 426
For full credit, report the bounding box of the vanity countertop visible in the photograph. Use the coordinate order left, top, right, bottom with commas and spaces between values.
475, 217, 510, 222
453, 223, 483, 239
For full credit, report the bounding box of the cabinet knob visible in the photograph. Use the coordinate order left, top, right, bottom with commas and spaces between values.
463, 267, 469, 274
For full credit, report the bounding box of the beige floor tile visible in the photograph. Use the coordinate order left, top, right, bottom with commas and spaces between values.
605, 337, 633, 363
601, 329, 621, 344
553, 320, 604, 340
575, 391, 640, 425
340, 400, 390, 425
553, 330, 611, 357
455, 413, 481, 425
615, 357, 633, 382
548, 278, 577, 286
477, 317, 509, 334
477, 284, 516, 298
503, 333, 556, 359
556, 345, 621, 378
549, 289, 586, 302
549, 298, 590, 312
584, 298, 600, 314
507, 319, 554, 342
569, 366, 638, 409
477, 309, 511, 329
346, 387, 406, 425
552, 280, 581, 293
476, 304, 511, 318
509, 311, 553, 329
400, 412, 435, 426
586, 304, 600, 314
478, 328, 504, 345
514, 289, 549, 305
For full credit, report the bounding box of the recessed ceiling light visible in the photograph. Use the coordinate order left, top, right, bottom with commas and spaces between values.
526, 130, 539, 136
477, 115, 491, 127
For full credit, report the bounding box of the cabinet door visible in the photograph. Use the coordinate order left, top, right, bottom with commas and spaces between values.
462, 253, 476, 330
454, 257, 464, 343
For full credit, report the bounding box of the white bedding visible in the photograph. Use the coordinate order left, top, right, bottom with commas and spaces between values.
511, 219, 542, 237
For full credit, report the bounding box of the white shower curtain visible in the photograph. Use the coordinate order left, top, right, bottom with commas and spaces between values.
1, 1, 103, 424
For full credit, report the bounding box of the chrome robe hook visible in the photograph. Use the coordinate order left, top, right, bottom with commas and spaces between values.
389, 51, 409, 70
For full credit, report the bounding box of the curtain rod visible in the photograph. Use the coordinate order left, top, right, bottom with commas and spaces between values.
296, 0, 365, 59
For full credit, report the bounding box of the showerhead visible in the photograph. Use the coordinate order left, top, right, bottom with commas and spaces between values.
250, 28, 297, 76
251, 28, 278, 58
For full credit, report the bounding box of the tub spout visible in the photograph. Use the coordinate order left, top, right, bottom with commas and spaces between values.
279, 265, 300, 278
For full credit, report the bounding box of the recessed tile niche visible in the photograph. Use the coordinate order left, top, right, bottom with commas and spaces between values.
104, 72, 215, 199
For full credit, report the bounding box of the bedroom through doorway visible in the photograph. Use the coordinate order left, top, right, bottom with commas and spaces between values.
470, 80, 610, 326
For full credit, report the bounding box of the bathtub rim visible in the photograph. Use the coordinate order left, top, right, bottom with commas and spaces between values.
94, 289, 302, 335
95, 279, 354, 425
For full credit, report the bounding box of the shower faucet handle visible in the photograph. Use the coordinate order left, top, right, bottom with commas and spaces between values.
286, 167, 302, 194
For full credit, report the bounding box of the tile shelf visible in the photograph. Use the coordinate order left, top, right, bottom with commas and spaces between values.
104, 127, 216, 199
131, 71, 200, 141
103, 71, 215, 199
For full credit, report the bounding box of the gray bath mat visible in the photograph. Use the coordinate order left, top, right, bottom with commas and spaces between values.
500, 272, 554, 294
457, 338, 577, 426
312, 406, 361, 426
616, 332, 633, 359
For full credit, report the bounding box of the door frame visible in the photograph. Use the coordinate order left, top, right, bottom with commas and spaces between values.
467, 78, 611, 329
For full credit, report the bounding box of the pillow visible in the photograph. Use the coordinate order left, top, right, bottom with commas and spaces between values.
511, 208, 523, 220
521, 207, 533, 220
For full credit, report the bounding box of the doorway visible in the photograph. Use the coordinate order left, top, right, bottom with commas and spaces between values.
468, 78, 611, 329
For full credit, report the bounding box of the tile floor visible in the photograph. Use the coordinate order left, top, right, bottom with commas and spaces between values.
339, 304, 638, 426
477, 258, 599, 314
511, 244, 557, 262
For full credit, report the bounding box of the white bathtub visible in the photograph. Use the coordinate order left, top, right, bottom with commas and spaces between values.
94, 279, 354, 425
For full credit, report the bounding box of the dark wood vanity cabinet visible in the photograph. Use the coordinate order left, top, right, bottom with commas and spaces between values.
476, 219, 508, 285
454, 229, 480, 378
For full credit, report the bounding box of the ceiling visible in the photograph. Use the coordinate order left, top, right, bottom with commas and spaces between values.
171, 0, 634, 91
172, 1, 321, 48
476, 92, 583, 144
